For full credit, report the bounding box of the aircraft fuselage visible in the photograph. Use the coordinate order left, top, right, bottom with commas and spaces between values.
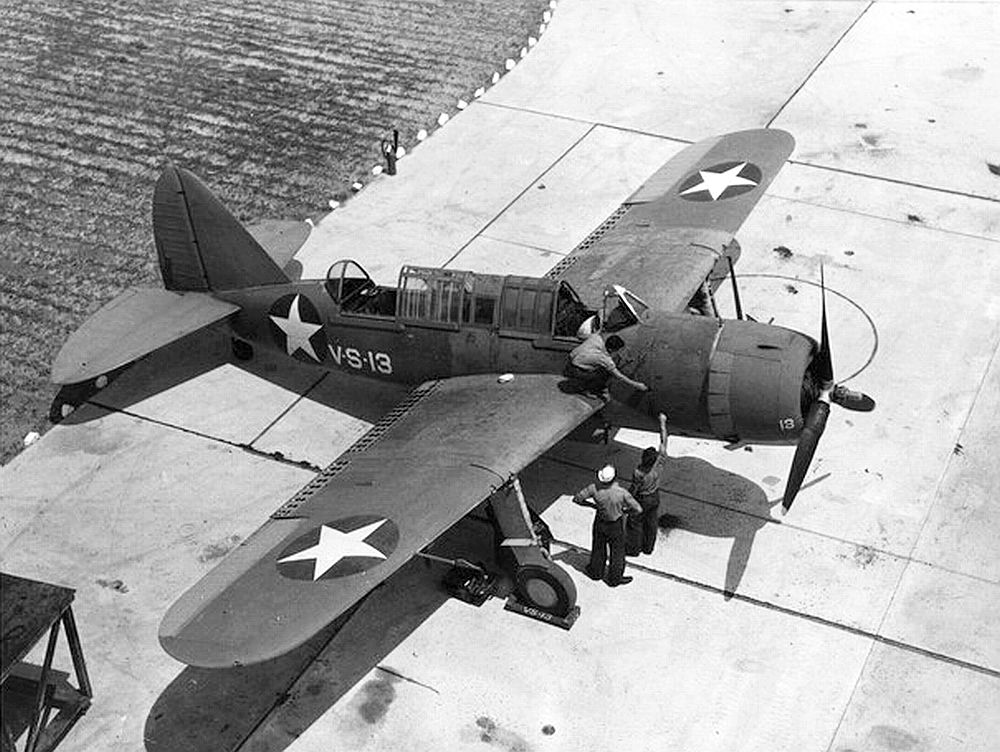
220, 280, 574, 387
217, 270, 817, 447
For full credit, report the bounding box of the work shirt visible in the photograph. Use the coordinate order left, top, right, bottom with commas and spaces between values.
569, 333, 616, 373
631, 454, 666, 505
574, 481, 641, 522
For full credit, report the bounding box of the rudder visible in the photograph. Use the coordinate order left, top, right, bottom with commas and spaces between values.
153, 164, 289, 291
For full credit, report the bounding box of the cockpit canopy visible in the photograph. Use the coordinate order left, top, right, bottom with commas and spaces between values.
324, 259, 649, 339
602, 284, 649, 332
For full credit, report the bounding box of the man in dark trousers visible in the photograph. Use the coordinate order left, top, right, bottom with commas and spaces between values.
572, 464, 642, 586
626, 412, 669, 556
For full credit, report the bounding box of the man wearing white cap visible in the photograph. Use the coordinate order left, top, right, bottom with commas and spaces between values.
572, 463, 642, 586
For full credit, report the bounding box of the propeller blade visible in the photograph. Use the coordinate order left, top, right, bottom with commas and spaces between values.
816, 264, 834, 386
782, 399, 830, 512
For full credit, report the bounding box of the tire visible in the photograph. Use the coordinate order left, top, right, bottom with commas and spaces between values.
514, 561, 576, 617
231, 338, 254, 361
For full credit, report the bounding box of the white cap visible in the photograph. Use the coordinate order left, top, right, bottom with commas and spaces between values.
597, 464, 615, 483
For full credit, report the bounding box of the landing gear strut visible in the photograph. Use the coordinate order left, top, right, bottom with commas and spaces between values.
489, 476, 579, 628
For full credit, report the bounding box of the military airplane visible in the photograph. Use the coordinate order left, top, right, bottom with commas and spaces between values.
52, 128, 873, 668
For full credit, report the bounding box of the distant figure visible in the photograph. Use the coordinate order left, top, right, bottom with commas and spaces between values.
626, 413, 669, 556
565, 333, 648, 398
572, 464, 642, 586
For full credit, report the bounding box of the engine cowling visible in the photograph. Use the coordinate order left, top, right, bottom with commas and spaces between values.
616, 312, 816, 444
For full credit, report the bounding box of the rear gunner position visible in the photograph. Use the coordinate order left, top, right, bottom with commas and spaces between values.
52, 129, 874, 668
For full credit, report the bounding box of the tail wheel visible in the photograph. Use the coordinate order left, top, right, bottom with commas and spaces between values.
231, 338, 254, 361
514, 561, 576, 617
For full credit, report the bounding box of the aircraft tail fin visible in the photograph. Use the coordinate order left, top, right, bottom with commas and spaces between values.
153, 165, 290, 292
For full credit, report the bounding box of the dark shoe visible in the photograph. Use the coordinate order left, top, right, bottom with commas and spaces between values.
609, 576, 633, 587
584, 567, 603, 581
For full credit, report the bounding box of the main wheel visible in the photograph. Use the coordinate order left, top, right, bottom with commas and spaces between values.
514, 561, 576, 617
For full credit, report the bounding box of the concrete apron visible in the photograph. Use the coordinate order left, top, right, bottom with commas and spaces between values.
2, 1, 999, 751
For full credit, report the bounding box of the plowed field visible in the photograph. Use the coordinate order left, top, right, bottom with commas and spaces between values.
0, 0, 551, 461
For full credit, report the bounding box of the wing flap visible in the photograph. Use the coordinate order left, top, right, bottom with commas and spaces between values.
561, 129, 794, 312
160, 374, 601, 667
51, 288, 239, 384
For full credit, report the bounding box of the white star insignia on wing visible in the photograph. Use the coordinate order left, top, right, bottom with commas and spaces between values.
680, 162, 758, 200
270, 294, 324, 361
278, 519, 389, 581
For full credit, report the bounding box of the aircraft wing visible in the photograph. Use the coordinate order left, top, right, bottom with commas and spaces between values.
559, 129, 794, 313
51, 288, 239, 384
159, 373, 601, 668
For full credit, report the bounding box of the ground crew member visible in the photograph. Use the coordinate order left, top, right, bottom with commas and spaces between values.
626, 413, 669, 556
565, 333, 648, 398
572, 464, 642, 586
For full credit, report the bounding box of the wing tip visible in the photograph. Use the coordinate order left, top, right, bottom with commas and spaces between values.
158, 631, 248, 669
50, 332, 129, 386
158, 621, 313, 669
698, 127, 795, 160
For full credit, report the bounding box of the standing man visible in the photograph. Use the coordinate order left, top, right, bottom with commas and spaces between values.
572, 464, 642, 586
626, 413, 669, 556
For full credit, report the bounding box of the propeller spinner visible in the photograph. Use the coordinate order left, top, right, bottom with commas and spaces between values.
782, 266, 874, 513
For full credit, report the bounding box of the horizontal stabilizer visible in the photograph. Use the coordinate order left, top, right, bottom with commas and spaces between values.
52, 288, 239, 384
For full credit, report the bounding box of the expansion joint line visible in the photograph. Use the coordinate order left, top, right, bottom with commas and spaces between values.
248, 372, 330, 447
442, 123, 598, 269
86, 399, 322, 472
766, 1, 875, 128
552, 538, 1000, 680
865, 334, 1000, 691
784, 160, 1000, 206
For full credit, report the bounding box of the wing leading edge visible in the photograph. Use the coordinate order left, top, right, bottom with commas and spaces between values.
560, 129, 794, 312
160, 374, 602, 668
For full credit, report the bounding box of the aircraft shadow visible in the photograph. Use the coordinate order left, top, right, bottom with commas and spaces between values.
140, 423, 773, 750
50, 327, 229, 425
51, 326, 406, 434
658, 455, 780, 599
143, 518, 496, 752
525, 428, 779, 600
